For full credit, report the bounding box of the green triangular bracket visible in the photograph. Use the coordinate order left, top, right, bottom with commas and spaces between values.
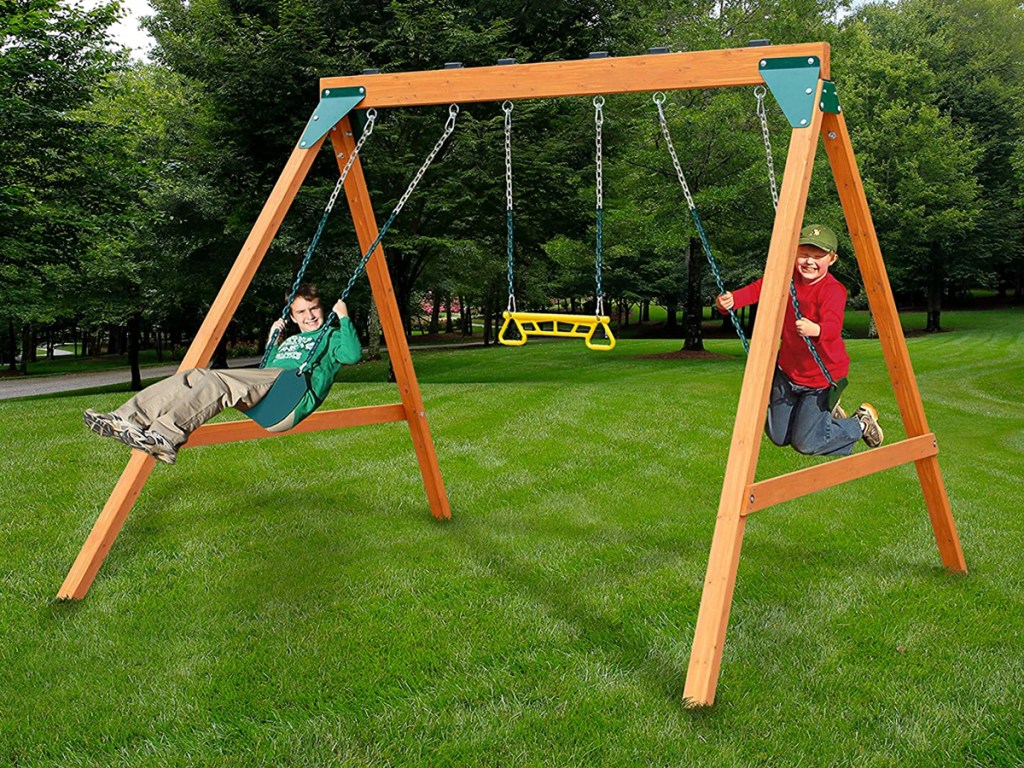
820, 80, 841, 115
758, 55, 822, 129
298, 86, 367, 150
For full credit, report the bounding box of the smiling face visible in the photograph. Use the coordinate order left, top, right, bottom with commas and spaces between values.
795, 243, 837, 285
289, 295, 325, 332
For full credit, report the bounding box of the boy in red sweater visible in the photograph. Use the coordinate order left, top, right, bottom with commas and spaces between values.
715, 224, 883, 456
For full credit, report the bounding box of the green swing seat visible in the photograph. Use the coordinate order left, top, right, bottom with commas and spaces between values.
243, 368, 313, 430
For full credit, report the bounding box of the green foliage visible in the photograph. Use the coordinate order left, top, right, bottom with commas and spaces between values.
837, 27, 982, 292
844, 0, 1024, 311
0, 0, 122, 327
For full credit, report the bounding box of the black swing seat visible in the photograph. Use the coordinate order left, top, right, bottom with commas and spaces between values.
243, 368, 314, 430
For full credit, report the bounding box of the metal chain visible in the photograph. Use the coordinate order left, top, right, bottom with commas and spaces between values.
260, 109, 378, 367
297, 104, 460, 373
594, 95, 605, 316
754, 86, 779, 210
503, 101, 516, 312
653, 92, 749, 353
754, 87, 836, 387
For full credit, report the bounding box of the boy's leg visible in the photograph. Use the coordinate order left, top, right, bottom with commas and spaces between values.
789, 387, 864, 456
765, 368, 798, 447
114, 368, 283, 447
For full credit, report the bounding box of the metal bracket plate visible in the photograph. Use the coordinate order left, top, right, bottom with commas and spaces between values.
820, 80, 841, 115
758, 56, 822, 129
298, 86, 367, 149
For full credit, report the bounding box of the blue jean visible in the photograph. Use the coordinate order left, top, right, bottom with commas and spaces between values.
766, 368, 862, 456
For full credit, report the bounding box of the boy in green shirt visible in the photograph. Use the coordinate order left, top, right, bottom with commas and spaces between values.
83, 284, 361, 465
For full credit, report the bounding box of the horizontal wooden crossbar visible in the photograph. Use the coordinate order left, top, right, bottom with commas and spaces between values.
319, 44, 830, 108
185, 404, 408, 448
744, 433, 939, 515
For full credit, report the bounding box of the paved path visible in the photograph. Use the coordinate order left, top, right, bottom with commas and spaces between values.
0, 358, 262, 401
0, 342, 486, 401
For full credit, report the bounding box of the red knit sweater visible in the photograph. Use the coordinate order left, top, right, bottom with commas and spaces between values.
728, 272, 850, 389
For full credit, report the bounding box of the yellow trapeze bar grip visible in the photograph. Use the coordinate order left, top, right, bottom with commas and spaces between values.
498, 312, 528, 346
585, 319, 616, 351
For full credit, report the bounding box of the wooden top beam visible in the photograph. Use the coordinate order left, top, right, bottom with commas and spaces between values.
319, 43, 830, 108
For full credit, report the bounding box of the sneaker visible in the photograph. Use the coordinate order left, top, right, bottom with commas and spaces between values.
830, 400, 847, 420
85, 410, 178, 464
118, 426, 178, 465
855, 403, 884, 448
83, 409, 136, 439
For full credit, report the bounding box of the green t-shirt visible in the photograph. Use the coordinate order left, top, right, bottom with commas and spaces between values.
266, 317, 362, 423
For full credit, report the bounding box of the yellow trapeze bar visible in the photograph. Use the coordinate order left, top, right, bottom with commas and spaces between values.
498, 311, 616, 351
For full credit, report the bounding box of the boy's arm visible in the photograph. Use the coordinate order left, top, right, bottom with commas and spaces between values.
331, 316, 363, 365
815, 283, 847, 341
718, 278, 763, 313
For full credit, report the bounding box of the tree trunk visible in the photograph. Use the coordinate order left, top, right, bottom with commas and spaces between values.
666, 301, 678, 330
445, 297, 453, 334
683, 236, 705, 352
211, 335, 229, 369
867, 312, 878, 339
5, 319, 15, 371
926, 249, 943, 333
127, 313, 143, 390
482, 295, 493, 347
395, 283, 412, 338
20, 323, 31, 373
367, 301, 382, 360
428, 291, 441, 335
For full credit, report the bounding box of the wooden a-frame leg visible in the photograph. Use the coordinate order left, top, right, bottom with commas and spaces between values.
683, 90, 826, 707
58, 140, 327, 600
330, 120, 451, 520
821, 111, 966, 573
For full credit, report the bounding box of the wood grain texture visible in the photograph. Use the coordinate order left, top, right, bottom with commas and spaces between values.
319, 44, 830, 108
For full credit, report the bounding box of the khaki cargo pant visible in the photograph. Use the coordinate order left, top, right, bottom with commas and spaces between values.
114, 367, 290, 447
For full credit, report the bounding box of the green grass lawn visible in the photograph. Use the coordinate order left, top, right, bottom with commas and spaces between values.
1, 309, 1022, 766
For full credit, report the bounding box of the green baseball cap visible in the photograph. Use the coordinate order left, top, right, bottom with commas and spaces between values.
798, 224, 838, 253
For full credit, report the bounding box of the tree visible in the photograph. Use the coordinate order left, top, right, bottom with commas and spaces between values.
74, 64, 217, 387
838, 11, 984, 330
0, 0, 121, 371
845, 0, 1024, 325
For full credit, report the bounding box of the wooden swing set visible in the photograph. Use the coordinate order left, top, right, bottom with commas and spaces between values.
59, 42, 966, 708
